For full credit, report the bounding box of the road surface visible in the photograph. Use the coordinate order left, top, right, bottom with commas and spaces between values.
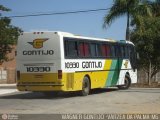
0, 88, 160, 114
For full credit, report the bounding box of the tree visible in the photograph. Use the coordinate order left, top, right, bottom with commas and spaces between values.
0, 5, 22, 64
131, 0, 160, 85
131, 17, 160, 85
150, 0, 160, 17
103, 0, 152, 40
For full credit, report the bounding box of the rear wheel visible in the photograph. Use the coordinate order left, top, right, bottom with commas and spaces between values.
118, 75, 131, 90
79, 77, 90, 96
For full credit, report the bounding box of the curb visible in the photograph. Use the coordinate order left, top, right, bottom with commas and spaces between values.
0, 84, 16, 87
0, 89, 18, 95
0, 84, 16, 89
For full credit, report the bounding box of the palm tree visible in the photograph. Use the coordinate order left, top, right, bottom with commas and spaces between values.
151, 0, 160, 17
103, 0, 152, 41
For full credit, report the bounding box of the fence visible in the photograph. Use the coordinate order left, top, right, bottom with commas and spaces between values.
137, 69, 160, 83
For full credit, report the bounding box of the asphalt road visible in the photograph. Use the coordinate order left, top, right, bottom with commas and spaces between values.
0, 88, 160, 114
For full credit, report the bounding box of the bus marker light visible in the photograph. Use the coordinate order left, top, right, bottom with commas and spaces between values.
58, 70, 62, 79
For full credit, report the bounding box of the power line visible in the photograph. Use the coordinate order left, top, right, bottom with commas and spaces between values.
1, 8, 110, 18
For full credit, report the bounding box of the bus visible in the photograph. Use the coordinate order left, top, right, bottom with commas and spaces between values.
16, 31, 137, 96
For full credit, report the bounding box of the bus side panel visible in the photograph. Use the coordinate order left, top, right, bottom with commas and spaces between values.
61, 59, 137, 91
64, 70, 110, 91
74, 71, 108, 90
62, 59, 112, 91
63, 59, 113, 91
118, 59, 137, 85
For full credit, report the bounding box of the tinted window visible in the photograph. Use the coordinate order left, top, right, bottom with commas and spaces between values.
122, 46, 126, 58
101, 44, 107, 57
64, 37, 134, 59
96, 44, 102, 57
84, 43, 89, 57
79, 43, 84, 57
129, 45, 136, 69
119, 45, 126, 58
90, 43, 97, 57
79, 42, 90, 57
111, 45, 116, 57
65, 40, 78, 57
100, 44, 110, 57
125, 46, 129, 58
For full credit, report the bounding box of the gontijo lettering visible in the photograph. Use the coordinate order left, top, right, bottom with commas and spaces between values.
23, 50, 54, 55
82, 61, 102, 68
23, 38, 54, 55
65, 61, 102, 69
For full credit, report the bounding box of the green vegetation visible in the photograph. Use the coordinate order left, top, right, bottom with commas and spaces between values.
131, 0, 160, 84
0, 5, 22, 64
103, 0, 152, 40
104, 0, 160, 84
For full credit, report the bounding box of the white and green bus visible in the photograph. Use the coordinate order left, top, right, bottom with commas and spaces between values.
16, 31, 137, 96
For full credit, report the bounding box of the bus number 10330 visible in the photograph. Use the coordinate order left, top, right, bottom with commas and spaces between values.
26, 67, 51, 72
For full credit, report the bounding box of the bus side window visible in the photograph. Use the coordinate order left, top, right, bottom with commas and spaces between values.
101, 44, 107, 57
129, 46, 132, 60
111, 45, 116, 58
122, 46, 126, 58
65, 40, 78, 58
79, 43, 85, 57
129, 45, 136, 69
115, 45, 119, 58
84, 42, 89, 57
79, 42, 90, 57
106, 45, 111, 57
100, 44, 110, 58
119, 45, 126, 58
119, 46, 122, 58
96, 44, 102, 57
90, 43, 97, 57
125, 46, 129, 58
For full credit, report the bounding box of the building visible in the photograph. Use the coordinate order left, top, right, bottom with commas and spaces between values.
0, 46, 16, 83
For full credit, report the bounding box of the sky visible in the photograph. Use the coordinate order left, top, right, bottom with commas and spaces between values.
1, 0, 127, 40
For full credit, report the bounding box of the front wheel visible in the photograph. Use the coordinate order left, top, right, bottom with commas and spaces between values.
79, 77, 90, 96
118, 75, 131, 90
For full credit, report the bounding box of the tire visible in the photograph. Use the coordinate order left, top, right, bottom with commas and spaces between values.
79, 77, 90, 96
118, 75, 131, 90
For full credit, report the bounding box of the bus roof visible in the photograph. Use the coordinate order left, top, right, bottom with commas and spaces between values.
57, 31, 135, 45
21, 31, 134, 45
57, 31, 117, 42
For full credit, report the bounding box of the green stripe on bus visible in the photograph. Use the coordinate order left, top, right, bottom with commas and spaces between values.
105, 59, 123, 87
105, 60, 117, 86
111, 59, 123, 85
